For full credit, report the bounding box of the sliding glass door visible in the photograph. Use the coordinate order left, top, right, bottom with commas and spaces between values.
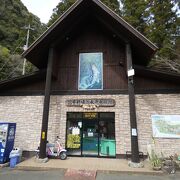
82, 119, 98, 156
66, 112, 116, 157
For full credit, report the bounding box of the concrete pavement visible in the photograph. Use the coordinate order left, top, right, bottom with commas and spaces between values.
16, 157, 163, 175
0, 168, 180, 180
0, 168, 65, 180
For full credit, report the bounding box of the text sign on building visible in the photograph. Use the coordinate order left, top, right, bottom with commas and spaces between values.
83, 112, 98, 119
66, 99, 115, 107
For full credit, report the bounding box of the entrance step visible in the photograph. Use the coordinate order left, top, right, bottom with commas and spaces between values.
64, 169, 96, 180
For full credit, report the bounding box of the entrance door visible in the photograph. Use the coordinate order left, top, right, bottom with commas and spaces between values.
66, 112, 116, 157
82, 120, 98, 156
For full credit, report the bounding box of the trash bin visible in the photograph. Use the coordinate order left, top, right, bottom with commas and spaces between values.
9, 148, 22, 168
10, 155, 19, 168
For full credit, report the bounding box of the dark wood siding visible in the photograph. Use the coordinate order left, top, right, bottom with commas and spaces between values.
0, 21, 180, 95
52, 23, 127, 91
135, 76, 180, 90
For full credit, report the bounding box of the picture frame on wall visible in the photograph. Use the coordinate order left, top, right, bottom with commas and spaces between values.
152, 115, 180, 138
78, 52, 103, 90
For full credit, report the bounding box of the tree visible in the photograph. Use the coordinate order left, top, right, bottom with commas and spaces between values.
0, 45, 11, 80
120, 0, 180, 73
48, 0, 120, 26
148, 0, 179, 58
0, 0, 45, 80
119, 0, 150, 34
0, 0, 46, 54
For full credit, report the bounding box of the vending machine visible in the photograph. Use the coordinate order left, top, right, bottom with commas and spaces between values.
0, 123, 16, 164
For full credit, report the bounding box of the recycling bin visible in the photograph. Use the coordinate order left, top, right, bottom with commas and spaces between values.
9, 148, 22, 168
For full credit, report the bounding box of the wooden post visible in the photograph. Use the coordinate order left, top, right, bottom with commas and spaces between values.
39, 47, 54, 159
126, 43, 140, 163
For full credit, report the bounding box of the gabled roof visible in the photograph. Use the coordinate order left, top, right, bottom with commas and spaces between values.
22, 0, 157, 68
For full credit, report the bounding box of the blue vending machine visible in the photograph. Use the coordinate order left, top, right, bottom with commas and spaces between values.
0, 123, 16, 164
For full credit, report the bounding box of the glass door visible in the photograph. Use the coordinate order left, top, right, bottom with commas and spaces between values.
82, 120, 99, 156
66, 112, 115, 157
99, 113, 116, 157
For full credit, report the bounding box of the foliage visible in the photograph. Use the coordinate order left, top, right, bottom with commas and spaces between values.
0, 45, 37, 81
147, 0, 179, 58
120, 0, 180, 73
48, 0, 120, 26
0, 0, 45, 80
149, 56, 180, 74
149, 150, 162, 168
120, 0, 150, 34
0, 45, 11, 80
0, 0, 46, 53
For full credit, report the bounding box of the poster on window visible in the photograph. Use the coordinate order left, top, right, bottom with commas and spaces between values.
78, 52, 103, 90
152, 115, 180, 138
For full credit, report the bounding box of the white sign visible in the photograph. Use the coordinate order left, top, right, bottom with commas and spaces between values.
127, 69, 135, 77
132, 128, 137, 136
88, 132, 93, 137
152, 115, 180, 138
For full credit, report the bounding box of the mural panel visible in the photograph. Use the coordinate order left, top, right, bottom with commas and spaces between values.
78, 52, 103, 90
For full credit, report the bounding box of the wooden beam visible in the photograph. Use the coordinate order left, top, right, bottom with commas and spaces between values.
39, 47, 54, 159
94, 14, 128, 43
126, 43, 140, 163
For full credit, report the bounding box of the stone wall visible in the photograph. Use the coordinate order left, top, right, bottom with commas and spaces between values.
136, 94, 180, 156
0, 96, 44, 150
55, 95, 130, 155
0, 94, 179, 156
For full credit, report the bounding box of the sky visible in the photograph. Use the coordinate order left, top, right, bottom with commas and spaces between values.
21, 0, 179, 24
21, 0, 60, 24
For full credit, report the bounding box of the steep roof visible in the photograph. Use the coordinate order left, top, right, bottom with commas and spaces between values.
22, 0, 157, 69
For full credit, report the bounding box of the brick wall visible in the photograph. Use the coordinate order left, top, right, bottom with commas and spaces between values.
0, 94, 179, 156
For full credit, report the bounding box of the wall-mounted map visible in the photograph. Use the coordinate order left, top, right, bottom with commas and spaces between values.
78, 52, 103, 90
152, 115, 180, 138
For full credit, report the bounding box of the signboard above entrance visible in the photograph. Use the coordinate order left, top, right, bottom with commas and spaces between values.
66, 99, 115, 107
83, 112, 98, 119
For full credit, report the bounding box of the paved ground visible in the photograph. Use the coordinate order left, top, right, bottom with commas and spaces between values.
1, 157, 179, 179
0, 168, 64, 180
16, 157, 161, 174
0, 168, 180, 180
97, 172, 180, 180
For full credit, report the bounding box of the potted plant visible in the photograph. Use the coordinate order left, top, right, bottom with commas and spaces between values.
149, 150, 162, 170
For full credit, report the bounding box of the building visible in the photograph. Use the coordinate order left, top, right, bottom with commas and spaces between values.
0, 0, 180, 161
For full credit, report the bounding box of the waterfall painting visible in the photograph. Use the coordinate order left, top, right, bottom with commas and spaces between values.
78, 52, 103, 90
